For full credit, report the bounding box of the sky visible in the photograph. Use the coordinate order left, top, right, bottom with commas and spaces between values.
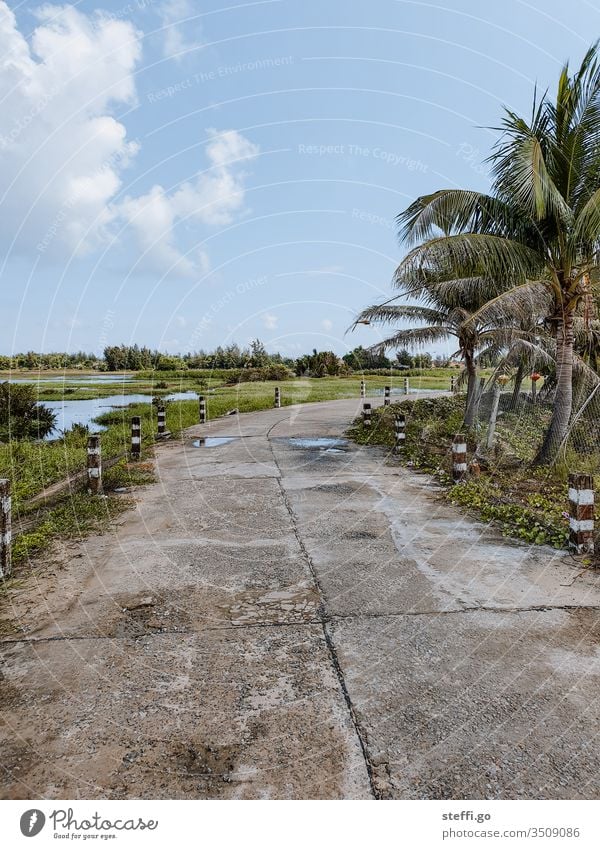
1, 0, 599, 359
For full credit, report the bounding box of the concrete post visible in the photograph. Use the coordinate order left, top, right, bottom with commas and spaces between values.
531, 380, 537, 404
363, 402, 372, 427
394, 414, 406, 451
451, 433, 467, 483
131, 416, 141, 460
0, 479, 11, 579
403, 377, 409, 395
486, 382, 502, 449
199, 396, 206, 424
274, 386, 281, 408
87, 435, 102, 495
360, 380, 366, 398
384, 386, 391, 406
568, 473, 595, 555
157, 406, 166, 437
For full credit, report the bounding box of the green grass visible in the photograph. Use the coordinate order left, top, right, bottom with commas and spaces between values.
11, 492, 134, 567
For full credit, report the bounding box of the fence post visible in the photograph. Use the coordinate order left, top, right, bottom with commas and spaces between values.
452, 433, 467, 483
394, 414, 406, 451
87, 436, 102, 495
486, 381, 502, 449
131, 416, 141, 460
568, 473, 595, 555
403, 377, 409, 395
363, 402, 372, 427
450, 375, 456, 393
0, 479, 11, 579
384, 386, 391, 406
360, 380, 366, 398
157, 406, 166, 437
199, 396, 206, 424
274, 386, 281, 408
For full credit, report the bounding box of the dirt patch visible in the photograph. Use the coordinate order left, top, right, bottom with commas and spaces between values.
225, 586, 320, 626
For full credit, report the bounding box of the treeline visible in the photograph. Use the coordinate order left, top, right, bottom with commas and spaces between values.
1, 341, 450, 376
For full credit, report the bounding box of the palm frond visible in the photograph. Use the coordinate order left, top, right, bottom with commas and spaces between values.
393, 234, 543, 295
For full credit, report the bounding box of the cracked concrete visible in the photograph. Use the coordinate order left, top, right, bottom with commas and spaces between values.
1, 398, 600, 799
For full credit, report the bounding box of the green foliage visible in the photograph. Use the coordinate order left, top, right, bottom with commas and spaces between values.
447, 479, 568, 548
295, 349, 350, 377
0, 382, 57, 441
12, 493, 132, 565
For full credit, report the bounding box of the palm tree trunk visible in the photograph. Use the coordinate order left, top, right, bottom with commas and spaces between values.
535, 311, 574, 463
463, 350, 478, 427
510, 361, 526, 410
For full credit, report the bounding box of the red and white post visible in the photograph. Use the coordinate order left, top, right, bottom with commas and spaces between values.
452, 433, 467, 483
568, 473, 595, 555
131, 416, 141, 460
394, 414, 406, 451
87, 436, 102, 495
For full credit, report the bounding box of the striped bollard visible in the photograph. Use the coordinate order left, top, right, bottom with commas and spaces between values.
394, 414, 406, 452
274, 386, 281, 408
450, 375, 456, 393
363, 402, 372, 428
403, 377, 410, 395
0, 479, 11, 579
157, 406, 166, 437
384, 386, 391, 406
360, 380, 366, 398
131, 416, 141, 460
568, 473, 595, 555
199, 396, 206, 424
87, 435, 102, 495
451, 433, 467, 483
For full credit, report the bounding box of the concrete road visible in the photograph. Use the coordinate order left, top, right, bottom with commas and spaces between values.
2, 398, 600, 799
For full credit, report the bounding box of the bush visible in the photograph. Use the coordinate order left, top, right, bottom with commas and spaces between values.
0, 382, 57, 441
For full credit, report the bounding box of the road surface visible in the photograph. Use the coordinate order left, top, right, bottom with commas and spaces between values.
2, 398, 600, 799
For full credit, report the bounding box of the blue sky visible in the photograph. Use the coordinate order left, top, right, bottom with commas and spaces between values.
1, 0, 599, 358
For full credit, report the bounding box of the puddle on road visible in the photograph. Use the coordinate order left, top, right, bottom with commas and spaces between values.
281, 437, 349, 453
192, 437, 239, 447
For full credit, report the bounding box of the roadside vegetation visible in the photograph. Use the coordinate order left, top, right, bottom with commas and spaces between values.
348, 396, 596, 553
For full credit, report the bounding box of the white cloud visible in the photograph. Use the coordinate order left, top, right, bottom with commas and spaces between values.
321, 319, 333, 331
159, 0, 202, 60
0, 4, 258, 276
119, 128, 258, 275
262, 313, 278, 330
0, 2, 141, 256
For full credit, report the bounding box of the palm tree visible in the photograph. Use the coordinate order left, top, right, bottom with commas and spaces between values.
393, 44, 600, 462
354, 281, 541, 426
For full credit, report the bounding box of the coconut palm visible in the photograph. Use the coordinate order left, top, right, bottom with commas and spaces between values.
354, 281, 543, 426
393, 44, 600, 462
